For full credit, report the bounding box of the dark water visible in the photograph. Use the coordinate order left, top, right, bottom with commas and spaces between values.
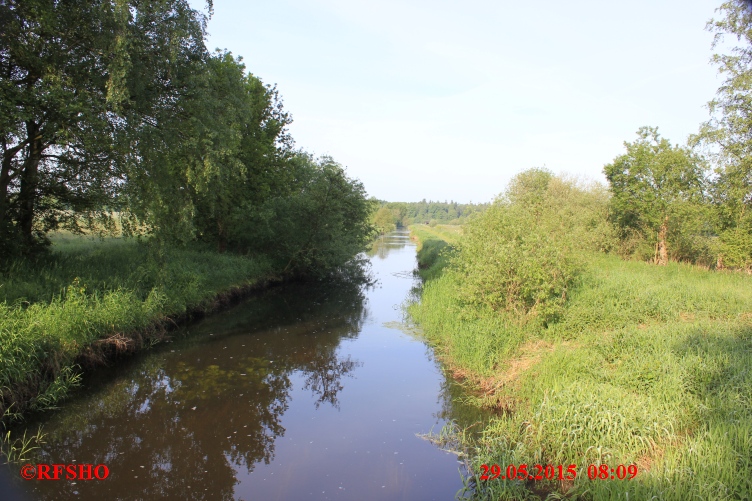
4, 230, 483, 500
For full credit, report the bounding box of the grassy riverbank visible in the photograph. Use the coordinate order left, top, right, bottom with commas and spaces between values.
409, 231, 752, 499
0, 236, 277, 427
410, 224, 461, 281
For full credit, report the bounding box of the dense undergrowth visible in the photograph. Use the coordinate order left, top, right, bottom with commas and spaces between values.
408, 173, 752, 500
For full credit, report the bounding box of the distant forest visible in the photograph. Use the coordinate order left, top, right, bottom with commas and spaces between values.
371, 200, 489, 232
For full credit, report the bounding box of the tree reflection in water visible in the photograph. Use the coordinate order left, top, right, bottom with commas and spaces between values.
301, 352, 361, 410
22, 264, 372, 501
366, 230, 410, 260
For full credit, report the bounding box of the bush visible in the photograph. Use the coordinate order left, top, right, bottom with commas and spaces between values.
717, 227, 752, 270
450, 169, 613, 324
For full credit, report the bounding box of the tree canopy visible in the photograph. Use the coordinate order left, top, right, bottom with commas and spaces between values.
0, 0, 372, 273
0, 0, 209, 255
694, 0, 752, 269
604, 127, 707, 265
369, 200, 489, 230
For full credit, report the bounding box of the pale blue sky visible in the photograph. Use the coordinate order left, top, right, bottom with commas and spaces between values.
190, 0, 724, 202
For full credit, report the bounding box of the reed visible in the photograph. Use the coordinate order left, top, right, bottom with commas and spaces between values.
0, 408, 46, 464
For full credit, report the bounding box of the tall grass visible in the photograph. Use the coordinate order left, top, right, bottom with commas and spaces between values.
408, 172, 752, 500
413, 248, 752, 499
2, 235, 273, 307
0, 236, 274, 425
410, 224, 460, 281
1, 405, 46, 464
411, 224, 463, 247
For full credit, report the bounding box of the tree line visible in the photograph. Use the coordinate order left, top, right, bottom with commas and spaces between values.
0, 0, 371, 274
371, 200, 489, 234
605, 1, 752, 270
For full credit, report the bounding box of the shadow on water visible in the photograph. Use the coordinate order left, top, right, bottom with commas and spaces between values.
15, 271, 372, 500
5, 229, 489, 501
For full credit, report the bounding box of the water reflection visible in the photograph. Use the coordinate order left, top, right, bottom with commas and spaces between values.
367, 230, 411, 260
20, 274, 371, 500
8, 229, 484, 501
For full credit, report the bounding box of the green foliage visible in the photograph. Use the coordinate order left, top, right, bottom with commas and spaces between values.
372, 206, 398, 234
604, 127, 708, 265
693, 1, 752, 270
122, 50, 294, 251
0, 2, 373, 428
409, 224, 460, 281
717, 226, 752, 269
227, 154, 373, 276
450, 169, 611, 324
504, 167, 553, 207
375, 200, 489, 227
0, 0, 208, 255
0, 0, 373, 280
455, 205, 575, 322
409, 165, 752, 498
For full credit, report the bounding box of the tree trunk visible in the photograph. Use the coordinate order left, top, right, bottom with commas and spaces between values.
0, 156, 12, 231
17, 121, 43, 247
656, 216, 668, 266
217, 218, 227, 253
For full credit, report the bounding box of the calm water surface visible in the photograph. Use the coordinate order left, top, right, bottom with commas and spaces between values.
5, 230, 481, 500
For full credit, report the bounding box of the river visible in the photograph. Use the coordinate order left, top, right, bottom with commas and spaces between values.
3, 230, 481, 500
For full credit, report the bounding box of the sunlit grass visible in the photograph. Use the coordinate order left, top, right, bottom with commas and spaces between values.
409, 230, 752, 500
411, 224, 462, 247
409, 225, 460, 281
0, 236, 274, 424
1, 409, 45, 465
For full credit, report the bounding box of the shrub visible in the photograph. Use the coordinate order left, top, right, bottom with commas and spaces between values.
450, 170, 613, 323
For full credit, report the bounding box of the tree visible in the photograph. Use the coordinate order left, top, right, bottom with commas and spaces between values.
0, 0, 208, 256
118, 48, 293, 253
694, 0, 752, 269
372, 206, 396, 234
1, 0, 116, 252
504, 167, 553, 218
227, 153, 373, 276
604, 127, 706, 265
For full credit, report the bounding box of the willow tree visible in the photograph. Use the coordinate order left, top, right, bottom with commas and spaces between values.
121, 49, 294, 252
0, 0, 209, 256
605, 127, 706, 265
189, 53, 293, 252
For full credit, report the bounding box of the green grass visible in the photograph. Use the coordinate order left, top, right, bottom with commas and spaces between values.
410, 224, 460, 280
409, 231, 752, 500
411, 224, 462, 247
0, 235, 275, 425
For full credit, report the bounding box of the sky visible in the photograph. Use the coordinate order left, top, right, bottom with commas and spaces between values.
189, 0, 726, 203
